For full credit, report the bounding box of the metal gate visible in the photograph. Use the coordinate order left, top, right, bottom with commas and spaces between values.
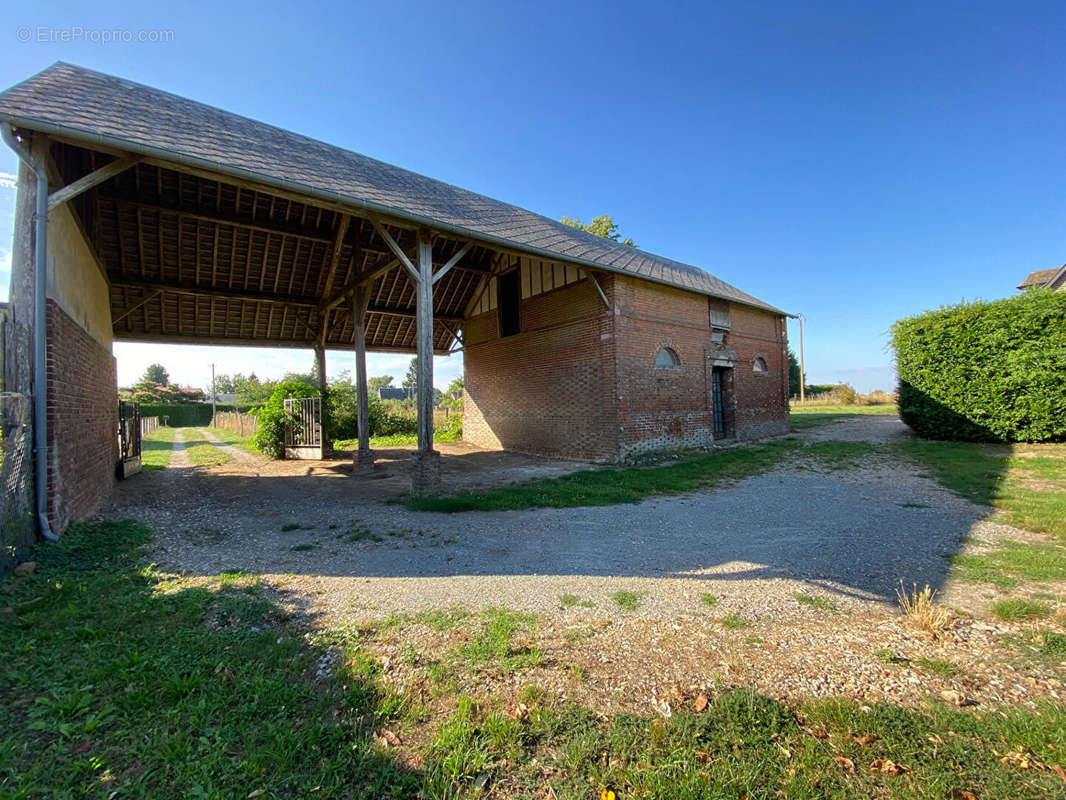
118, 400, 142, 478
283, 397, 323, 459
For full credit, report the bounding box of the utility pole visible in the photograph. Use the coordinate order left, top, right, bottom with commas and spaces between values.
210, 363, 216, 427
798, 315, 806, 404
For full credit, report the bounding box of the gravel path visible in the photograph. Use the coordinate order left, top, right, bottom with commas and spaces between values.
103, 415, 1065, 712
115, 415, 993, 614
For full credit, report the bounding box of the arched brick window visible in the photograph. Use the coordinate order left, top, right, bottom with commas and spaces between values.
753, 356, 768, 373
654, 347, 680, 368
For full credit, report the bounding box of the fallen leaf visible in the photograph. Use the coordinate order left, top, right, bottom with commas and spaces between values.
950, 790, 978, 800
506, 702, 529, 720
601, 790, 616, 800
854, 734, 878, 745
1052, 763, 1066, 783
833, 756, 855, 771
246, 791, 264, 799
928, 734, 945, 745
72, 740, 94, 754
870, 759, 909, 775
940, 690, 975, 707
999, 747, 1044, 770
13, 561, 36, 576
693, 693, 709, 713
376, 729, 401, 748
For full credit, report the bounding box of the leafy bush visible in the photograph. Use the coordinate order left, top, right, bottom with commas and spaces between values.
251, 381, 319, 458
891, 289, 1066, 442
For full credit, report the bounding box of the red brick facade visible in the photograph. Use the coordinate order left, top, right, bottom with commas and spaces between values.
45, 300, 118, 531
463, 273, 788, 462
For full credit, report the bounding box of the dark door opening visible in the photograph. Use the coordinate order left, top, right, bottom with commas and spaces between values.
497, 269, 521, 337
711, 366, 734, 439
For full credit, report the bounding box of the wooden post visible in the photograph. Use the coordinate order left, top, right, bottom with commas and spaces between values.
352, 284, 373, 471
314, 342, 329, 454
411, 229, 440, 494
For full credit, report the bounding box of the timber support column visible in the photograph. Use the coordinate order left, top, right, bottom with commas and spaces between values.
352, 285, 374, 472
314, 342, 330, 455
411, 229, 440, 494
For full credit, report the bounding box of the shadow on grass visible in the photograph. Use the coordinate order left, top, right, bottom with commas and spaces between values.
0, 521, 420, 798
4, 523, 1064, 799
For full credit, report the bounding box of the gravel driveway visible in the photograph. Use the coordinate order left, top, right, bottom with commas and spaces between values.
109, 417, 999, 617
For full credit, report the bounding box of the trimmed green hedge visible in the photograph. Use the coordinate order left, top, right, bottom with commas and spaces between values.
891, 289, 1066, 442
137, 403, 247, 428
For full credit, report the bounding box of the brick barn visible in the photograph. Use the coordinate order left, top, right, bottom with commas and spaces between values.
0, 63, 789, 537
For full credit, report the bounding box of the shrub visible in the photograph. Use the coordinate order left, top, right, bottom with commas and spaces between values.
251, 381, 319, 458
891, 289, 1066, 442
137, 403, 247, 427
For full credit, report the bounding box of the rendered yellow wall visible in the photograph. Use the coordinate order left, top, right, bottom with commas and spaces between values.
46, 205, 112, 347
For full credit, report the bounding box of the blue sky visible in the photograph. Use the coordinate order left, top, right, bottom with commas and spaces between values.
1, 0, 1063, 392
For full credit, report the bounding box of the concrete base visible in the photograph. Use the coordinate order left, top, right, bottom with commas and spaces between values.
354, 448, 376, 474
410, 449, 442, 495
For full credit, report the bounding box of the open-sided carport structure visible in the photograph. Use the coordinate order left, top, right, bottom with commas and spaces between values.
0, 63, 789, 539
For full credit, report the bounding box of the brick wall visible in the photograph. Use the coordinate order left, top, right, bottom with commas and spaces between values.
613, 277, 789, 459
45, 300, 117, 531
462, 272, 789, 462
463, 277, 618, 461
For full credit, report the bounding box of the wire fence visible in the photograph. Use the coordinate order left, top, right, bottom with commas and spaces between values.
1, 392, 35, 577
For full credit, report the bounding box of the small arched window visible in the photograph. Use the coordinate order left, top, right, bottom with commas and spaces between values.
654, 347, 680, 368
753, 357, 768, 373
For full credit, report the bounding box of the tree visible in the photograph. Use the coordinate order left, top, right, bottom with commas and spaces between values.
402, 358, 419, 389
368, 375, 394, 395
788, 349, 802, 397
142, 363, 169, 386
561, 214, 637, 247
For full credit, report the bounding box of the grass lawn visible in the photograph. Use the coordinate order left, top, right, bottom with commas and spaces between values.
789, 403, 898, 429
893, 439, 1066, 590
181, 428, 233, 468
205, 426, 257, 455
140, 425, 177, 470
334, 428, 463, 450
405, 439, 877, 512
2, 522, 1064, 798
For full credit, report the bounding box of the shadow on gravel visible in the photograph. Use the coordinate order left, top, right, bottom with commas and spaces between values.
107, 420, 1013, 605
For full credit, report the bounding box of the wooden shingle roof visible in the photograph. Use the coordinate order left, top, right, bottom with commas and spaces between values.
0, 62, 782, 315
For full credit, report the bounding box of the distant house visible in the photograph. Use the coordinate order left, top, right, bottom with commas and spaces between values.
1018, 264, 1066, 292
206, 392, 236, 404
378, 386, 415, 402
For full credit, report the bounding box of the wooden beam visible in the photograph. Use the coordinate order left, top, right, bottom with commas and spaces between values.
415, 231, 435, 455
108, 279, 463, 322
372, 220, 420, 283
588, 273, 611, 309
111, 289, 161, 325
111, 330, 449, 354
318, 250, 412, 313
47, 155, 141, 210
352, 284, 372, 463
432, 242, 472, 286
319, 214, 351, 299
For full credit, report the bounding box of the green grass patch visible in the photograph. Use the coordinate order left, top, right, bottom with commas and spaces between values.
700, 593, 718, 607
789, 403, 897, 429
405, 438, 879, 512
182, 429, 233, 467
912, 656, 961, 678
205, 426, 257, 455
140, 425, 177, 470
894, 440, 1066, 541
993, 598, 1053, 621
558, 593, 593, 610
952, 541, 1066, 589
461, 608, 541, 669
610, 591, 641, 611
720, 613, 749, 629
794, 592, 837, 612
3, 523, 1066, 798
334, 426, 462, 451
